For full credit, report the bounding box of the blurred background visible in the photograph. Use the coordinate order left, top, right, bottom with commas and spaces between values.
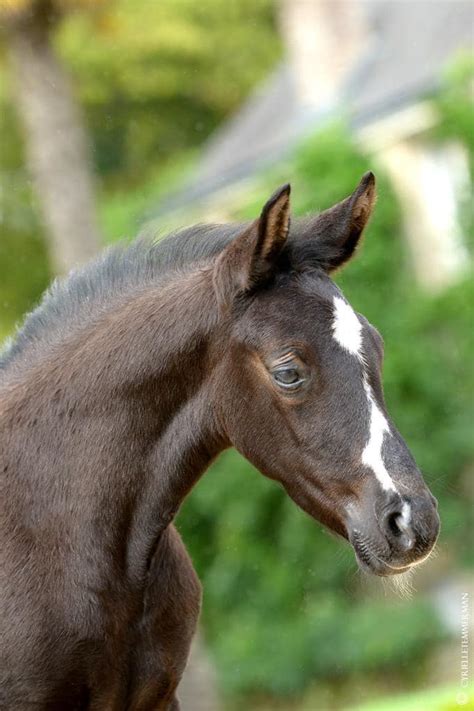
0, 1, 473, 709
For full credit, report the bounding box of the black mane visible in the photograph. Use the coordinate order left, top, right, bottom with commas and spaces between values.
0, 222, 245, 373
0, 215, 334, 374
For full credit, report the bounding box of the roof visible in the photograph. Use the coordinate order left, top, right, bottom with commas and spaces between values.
154, 0, 473, 216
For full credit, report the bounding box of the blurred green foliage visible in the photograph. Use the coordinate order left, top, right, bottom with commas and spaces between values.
0, 102, 50, 340
433, 52, 474, 256
435, 52, 474, 179
347, 684, 474, 711
251, 684, 472, 711
56, 0, 281, 182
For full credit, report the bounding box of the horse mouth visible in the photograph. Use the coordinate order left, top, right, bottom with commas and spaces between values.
350, 532, 414, 577
353, 545, 413, 576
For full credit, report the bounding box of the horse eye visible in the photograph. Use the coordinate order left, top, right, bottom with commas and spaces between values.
272, 367, 304, 389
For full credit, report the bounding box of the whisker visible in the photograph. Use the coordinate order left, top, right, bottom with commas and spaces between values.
382, 569, 415, 599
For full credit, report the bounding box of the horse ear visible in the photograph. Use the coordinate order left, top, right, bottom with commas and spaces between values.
213, 184, 291, 311
312, 172, 376, 272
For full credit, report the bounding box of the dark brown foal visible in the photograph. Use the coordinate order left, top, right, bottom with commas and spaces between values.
0, 175, 439, 708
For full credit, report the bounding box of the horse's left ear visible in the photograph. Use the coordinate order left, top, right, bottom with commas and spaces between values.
311, 171, 376, 273
213, 184, 291, 311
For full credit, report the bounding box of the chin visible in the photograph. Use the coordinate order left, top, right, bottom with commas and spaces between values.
354, 549, 413, 577
349, 530, 416, 577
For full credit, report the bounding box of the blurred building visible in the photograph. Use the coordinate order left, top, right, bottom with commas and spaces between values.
155, 0, 473, 291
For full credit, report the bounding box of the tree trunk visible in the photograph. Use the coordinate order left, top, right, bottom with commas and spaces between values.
5, 7, 102, 274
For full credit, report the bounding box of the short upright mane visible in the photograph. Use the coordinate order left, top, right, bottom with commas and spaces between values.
0, 222, 245, 373
0, 210, 337, 376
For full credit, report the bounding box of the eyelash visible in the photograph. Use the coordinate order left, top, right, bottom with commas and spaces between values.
271, 362, 306, 391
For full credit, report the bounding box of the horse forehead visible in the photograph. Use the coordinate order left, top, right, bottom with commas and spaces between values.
244, 274, 364, 344
301, 277, 366, 340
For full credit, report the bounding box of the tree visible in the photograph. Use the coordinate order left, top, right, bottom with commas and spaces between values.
1, 0, 103, 274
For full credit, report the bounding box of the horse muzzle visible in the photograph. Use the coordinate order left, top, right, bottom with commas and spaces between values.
347, 491, 440, 576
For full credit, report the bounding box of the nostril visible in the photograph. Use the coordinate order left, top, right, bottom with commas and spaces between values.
387, 511, 404, 538
383, 505, 415, 551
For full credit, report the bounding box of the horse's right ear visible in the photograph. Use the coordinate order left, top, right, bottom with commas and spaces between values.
213, 184, 291, 312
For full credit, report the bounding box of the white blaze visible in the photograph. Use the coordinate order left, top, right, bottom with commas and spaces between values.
332, 295, 398, 493
362, 380, 397, 492
332, 296, 363, 356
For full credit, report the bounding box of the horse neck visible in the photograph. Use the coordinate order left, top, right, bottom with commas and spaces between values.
3, 265, 226, 579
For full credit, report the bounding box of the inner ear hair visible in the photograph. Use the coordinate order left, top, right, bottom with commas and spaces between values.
351, 171, 376, 229
317, 171, 377, 273
213, 183, 292, 312
257, 184, 291, 263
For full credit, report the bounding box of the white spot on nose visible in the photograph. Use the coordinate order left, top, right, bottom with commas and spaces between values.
400, 501, 411, 527
332, 296, 362, 357
362, 380, 397, 492
395, 502, 414, 549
